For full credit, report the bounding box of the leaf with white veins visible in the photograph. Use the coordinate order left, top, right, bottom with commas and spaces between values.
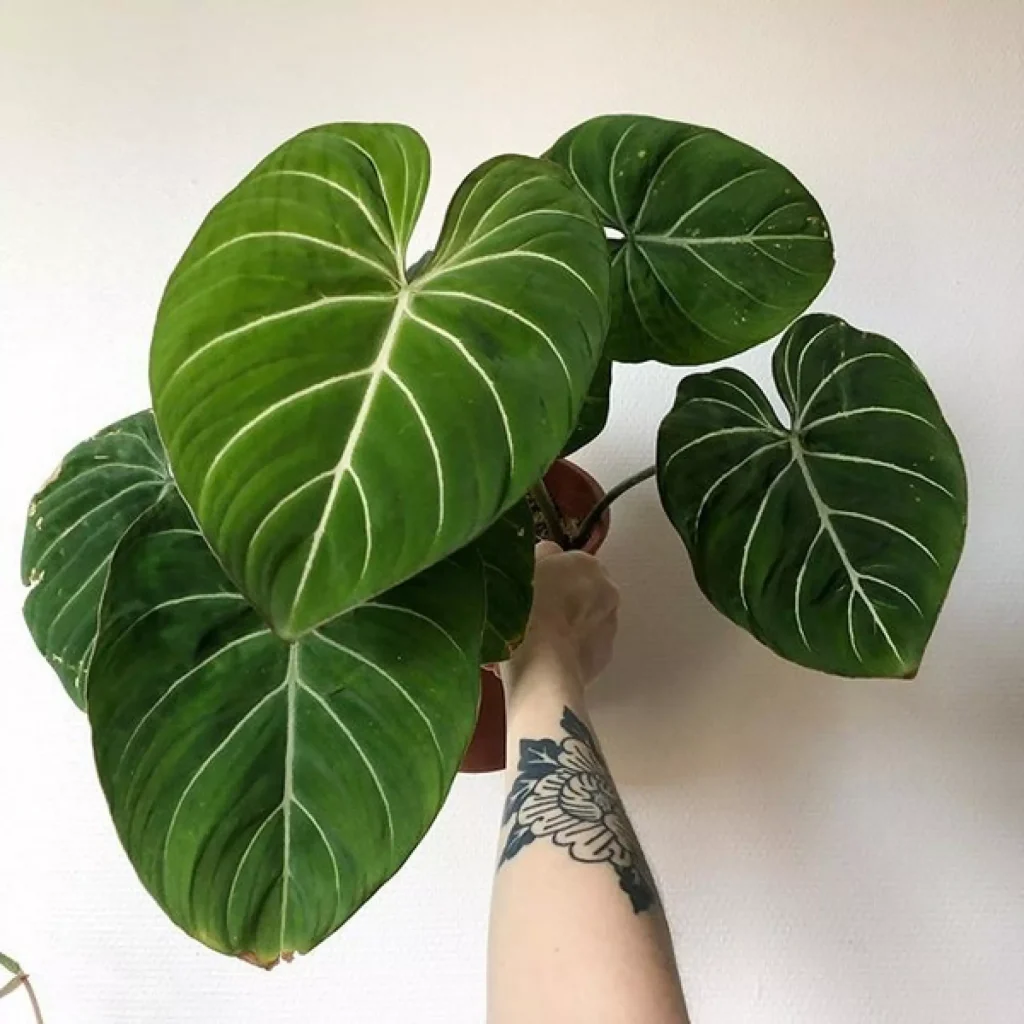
88, 490, 485, 965
21, 411, 170, 706
657, 314, 967, 677
548, 114, 834, 365
150, 123, 609, 638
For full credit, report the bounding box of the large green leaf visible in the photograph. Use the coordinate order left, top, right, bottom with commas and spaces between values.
88, 490, 484, 965
21, 411, 170, 706
657, 314, 967, 678
150, 123, 609, 639
561, 355, 612, 457
547, 114, 834, 366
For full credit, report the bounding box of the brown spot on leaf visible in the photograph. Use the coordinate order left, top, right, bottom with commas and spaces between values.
237, 950, 295, 970
40, 460, 64, 489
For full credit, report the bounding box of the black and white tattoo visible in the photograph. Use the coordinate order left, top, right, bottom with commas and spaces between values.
499, 706, 656, 913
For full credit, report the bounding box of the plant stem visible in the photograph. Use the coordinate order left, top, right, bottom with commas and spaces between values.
1, 954, 44, 1024
571, 464, 656, 550
22, 976, 45, 1024
0, 975, 43, 1023
528, 480, 570, 549
0, 975, 22, 999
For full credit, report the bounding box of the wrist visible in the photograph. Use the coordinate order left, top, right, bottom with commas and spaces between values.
502, 639, 586, 719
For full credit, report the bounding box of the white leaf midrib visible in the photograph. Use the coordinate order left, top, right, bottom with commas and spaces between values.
160, 631, 405, 950
278, 643, 299, 953
193, 159, 598, 636
288, 291, 411, 624
199, 367, 373, 507
636, 232, 829, 247
790, 436, 904, 665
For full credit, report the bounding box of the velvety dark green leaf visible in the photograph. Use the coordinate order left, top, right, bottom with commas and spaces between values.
150, 123, 609, 639
476, 499, 534, 662
657, 314, 967, 678
88, 490, 484, 966
561, 356, 612, 457
548, 114, 834, 365
21, 411, 170, 706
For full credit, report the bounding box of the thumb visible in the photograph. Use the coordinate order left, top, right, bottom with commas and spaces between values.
534, 540, 563, 562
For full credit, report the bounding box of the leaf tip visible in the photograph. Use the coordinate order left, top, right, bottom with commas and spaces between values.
238, 950, 295, 971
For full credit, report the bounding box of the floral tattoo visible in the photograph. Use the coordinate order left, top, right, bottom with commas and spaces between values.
499, 707, 656, 913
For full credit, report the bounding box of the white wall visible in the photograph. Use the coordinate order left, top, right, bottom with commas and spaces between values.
2, 2, 1022, 1021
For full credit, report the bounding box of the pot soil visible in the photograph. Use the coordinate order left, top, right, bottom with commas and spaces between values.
459, 458, 609, 774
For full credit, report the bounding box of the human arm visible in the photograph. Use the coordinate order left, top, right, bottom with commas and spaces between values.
487, 544, 689, 1024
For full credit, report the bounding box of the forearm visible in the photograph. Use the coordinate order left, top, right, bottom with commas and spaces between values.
487, 652, 689, 1024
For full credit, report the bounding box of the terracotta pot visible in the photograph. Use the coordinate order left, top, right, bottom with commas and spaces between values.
459, 458, 610, 774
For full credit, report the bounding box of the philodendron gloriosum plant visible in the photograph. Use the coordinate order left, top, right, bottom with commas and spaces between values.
20, 115, 967, 966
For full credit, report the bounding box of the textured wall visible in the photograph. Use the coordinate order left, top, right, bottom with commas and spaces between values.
1, 2, 1022, 1021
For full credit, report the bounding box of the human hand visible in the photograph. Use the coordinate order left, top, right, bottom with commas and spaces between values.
502, 541, 619, 697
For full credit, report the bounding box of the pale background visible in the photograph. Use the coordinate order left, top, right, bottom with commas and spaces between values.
1, 2, 1022, 1022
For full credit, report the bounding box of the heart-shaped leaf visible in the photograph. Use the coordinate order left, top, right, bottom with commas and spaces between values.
21, 411, 170, 706
88, 489, 485, 965
561, 355, 612, 457
657, 315, 967, 678
151, 123, 609, 638
547, 114, 834, 365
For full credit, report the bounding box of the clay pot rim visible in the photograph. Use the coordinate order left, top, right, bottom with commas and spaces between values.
556, 459, 610, 554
